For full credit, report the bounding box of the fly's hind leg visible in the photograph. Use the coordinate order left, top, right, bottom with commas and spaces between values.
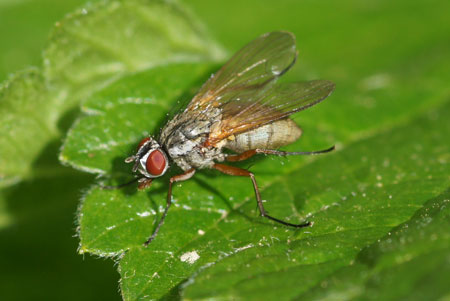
213, 163, 310, 228
226, 145, 335, 162
144, 168, 196, 247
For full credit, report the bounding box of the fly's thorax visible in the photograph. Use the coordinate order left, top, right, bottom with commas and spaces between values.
225, 118, 302, 153
160, 109, 225, 170
159, 107, 222, 144
126, 137, 169, 178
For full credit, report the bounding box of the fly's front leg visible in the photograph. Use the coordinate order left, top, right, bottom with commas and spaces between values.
144, 168, 196, 247
213, 163, 310, 228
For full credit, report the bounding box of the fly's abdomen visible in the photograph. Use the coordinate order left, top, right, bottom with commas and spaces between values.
225, 118, 302, 153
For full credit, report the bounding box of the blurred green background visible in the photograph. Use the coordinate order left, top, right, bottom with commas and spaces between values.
0, 2, 121, 300
0, 0, 448, 300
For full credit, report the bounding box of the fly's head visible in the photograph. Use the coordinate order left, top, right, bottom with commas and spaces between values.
125, 137, 169, 189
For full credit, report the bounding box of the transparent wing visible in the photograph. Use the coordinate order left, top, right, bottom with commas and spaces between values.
207, 80, 336, 145
186, 31, 297, 112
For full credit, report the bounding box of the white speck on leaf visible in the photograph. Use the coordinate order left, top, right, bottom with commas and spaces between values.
136, 211, 151, 217
218, 209, 227, 218
151, 272, 160, 279
233, 243, 254, 252
198, 229, 205, 235
180, 251, 200, 264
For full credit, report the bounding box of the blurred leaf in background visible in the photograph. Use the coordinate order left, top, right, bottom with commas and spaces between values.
0, 1, 122, 300
0, 0, 449, 300
0, 0, 90, 82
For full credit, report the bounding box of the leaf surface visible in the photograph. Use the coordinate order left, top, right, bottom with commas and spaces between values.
1, 0, 449, 300
65, 1, 450, 299
70, 66, 449, 299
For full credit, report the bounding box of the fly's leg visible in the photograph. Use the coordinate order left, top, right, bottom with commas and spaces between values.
144, 168, 196, 247
138, 178, 153, 190
226, 145, 335, 162
253, 145, 335, 156
213, 163, 310, 228
226, 150, 258, 162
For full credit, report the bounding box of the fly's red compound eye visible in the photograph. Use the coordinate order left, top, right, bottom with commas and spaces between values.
146, 150, 166, 176
137, 137, 150, 150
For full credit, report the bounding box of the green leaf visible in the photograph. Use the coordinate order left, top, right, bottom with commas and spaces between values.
0, 68, 54, 186
63, 0, 450, 299
73, 77, 449, 299
181, 104, 450, 300
0, 0, 225, 185
2, 0, 449, 300
296, 189, 450, 301
43, 0, 225, 100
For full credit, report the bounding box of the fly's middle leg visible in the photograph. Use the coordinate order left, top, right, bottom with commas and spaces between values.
212, 163, 310, 228
226, 150, 258, 162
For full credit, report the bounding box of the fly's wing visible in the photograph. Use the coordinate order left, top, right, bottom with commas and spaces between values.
184, 31, 334, 146
186, 31, 297, 112
207, 80, 335, 145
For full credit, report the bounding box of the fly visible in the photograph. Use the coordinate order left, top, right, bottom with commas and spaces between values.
115, 31, 336, 246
